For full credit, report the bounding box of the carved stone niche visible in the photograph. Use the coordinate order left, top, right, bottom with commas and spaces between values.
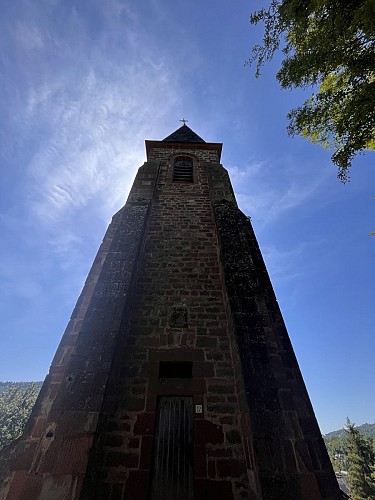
169, 307, 188, 328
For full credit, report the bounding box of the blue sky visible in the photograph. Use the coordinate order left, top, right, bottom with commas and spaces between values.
0, 0, 374, 434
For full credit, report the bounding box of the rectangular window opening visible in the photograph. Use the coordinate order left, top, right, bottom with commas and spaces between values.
159, 361, 193, 379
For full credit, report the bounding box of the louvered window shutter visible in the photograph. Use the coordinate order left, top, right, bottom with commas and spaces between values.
173, 156, 193, 183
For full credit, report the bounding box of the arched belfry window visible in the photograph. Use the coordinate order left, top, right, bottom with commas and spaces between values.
173, 156, 193, 183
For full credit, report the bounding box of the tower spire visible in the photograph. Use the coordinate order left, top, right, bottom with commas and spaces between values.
162, 124, 205, 143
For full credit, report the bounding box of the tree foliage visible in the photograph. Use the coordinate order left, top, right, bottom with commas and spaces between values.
324, 433, 349, 472
345, 418, 375, 500
0, 382, 41, 451
248, 0, 375, 181
324, 420, 375, 495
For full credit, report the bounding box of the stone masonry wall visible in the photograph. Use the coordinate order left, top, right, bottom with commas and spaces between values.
148, 146, 219, 163
81, 149, 259, 499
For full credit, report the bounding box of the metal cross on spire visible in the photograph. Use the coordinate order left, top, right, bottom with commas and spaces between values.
179, 118, 188, 125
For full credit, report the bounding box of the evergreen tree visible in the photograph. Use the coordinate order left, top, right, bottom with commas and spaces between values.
345, 418, 375, 500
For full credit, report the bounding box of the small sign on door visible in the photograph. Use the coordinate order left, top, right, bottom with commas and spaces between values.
195, 404, 203, 414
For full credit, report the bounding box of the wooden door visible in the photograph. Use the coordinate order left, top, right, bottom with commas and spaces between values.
150, 396, 194, 499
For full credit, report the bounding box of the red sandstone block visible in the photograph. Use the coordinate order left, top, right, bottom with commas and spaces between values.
210, 328, 227, 337
206, 403, 235, 414
9, 441, 38, 471
194, 395, 204, 405
128, 437, 140, 449
194, 446, 207, 477
38, 474, 74, 499
298, 473, 322, 499
49, 383, 60, 399
216, 458, 246, 478
50, 372, 66, 383
139, 436, 153, 470
110, 482, 124, 499
254, 438, 273, 472
207, 459, 216, 479
203, 362, 215, 377
295, 439, 313, 471
244, 438, 253, 470
196, 336, 217, 349
56, 411, 99, 436
119, 396, 145, 412
207, 447, 233, 458
92, 482, 111, 499
106, 468, 128, 484
106, 451, 139, 468
207, 380, 235, 394
55, 436, 94, 474
146, 395, 157, 412
107, 419, 131, 433
27, 413, 45, 436
226, 429, 242, 445
6, 471, 42, 500
219, 416, 235, 425
105, 434, 123, 447
72, 474, 85, 500
283, 439, 297, 471
195, 420, 224, 445
207, 395, 225, 404
195, 479, 234, 500
134, 412, 155, 435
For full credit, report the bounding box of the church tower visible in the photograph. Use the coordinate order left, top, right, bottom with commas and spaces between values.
0, 125, 342, 499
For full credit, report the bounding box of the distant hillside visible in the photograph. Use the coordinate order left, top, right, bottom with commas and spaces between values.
0, 381, 42, 451
325, 422, 375, 440
0, 381, 42, 395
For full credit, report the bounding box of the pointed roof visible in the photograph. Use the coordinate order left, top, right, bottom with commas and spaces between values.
145, 124, 222, 161
162, 124, 205, 144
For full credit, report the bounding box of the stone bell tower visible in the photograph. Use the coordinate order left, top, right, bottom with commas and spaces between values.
0, 125, 342, 499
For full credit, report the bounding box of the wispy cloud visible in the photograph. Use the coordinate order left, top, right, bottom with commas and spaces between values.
1, 0, 185, 258
27, 66, 176, 224
12, 21, 45, 50
262, 243, 307, 285
0, 256, 44, 302
228, 155, 332, 225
